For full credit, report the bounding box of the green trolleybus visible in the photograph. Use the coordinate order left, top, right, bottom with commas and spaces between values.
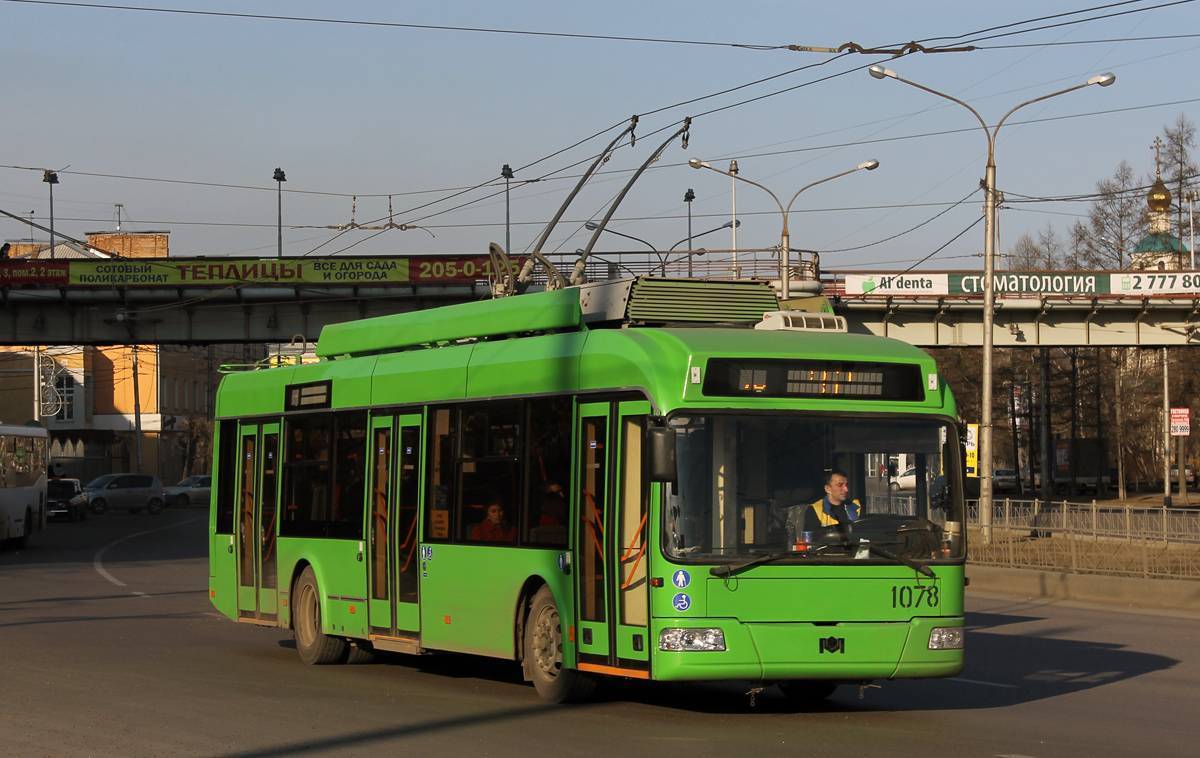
208, 278, 965, 702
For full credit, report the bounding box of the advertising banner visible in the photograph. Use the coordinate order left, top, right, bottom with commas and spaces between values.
1170, 407, 1191, 437
965, 423, 979, 478
0, 256, 520, 287
842, 271, 1200, 298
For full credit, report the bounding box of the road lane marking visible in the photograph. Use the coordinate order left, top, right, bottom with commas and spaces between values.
93, 517, 204, 592
951, 677, 1018, 689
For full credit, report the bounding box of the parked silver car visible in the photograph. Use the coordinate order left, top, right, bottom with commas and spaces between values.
164, 475, 212, 508
84, 474, 166, 515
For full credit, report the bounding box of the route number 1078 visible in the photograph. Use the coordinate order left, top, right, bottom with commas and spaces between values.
891, 584, 939, 608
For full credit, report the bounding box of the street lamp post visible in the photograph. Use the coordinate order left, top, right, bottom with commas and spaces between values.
583, 221, 660, 272
689, 159, 879, 297
501, 163, 515, 253
870, 64, 1115, 543
43, 170, 59, 259
273, 168, 287, 258
662, 219, 740, 275
684, 188, 696, 277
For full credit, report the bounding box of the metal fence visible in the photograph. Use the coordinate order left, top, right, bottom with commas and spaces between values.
965, 498, 1200, 579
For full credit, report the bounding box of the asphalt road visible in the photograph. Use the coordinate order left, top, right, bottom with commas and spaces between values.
2, 510, 1197, 757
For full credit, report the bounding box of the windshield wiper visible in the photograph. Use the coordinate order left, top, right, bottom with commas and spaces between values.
710, 551, 794, 579
859, 542, 936, 579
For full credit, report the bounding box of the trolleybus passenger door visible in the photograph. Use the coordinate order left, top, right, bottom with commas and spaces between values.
367, 414, 423, 638
256, 423, 281, 618
236, 422, 281, 621
574, 400, 652, 674
612, 401, 651, 671
575, 403, 612, 662
235, 424, 260, 618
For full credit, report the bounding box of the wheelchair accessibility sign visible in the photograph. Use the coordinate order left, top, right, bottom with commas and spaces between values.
672, 593, 691, 612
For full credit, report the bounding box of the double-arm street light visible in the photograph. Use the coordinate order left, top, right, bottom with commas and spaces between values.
869, 63, 1115, 543
689, 158, 879, 298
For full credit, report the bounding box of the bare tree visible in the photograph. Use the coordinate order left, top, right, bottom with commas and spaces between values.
1162, 113, 1198, 240
1077, 161, 1145, 268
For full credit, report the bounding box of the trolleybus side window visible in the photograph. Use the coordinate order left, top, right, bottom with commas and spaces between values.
460, 402, 522, 544
281, 412, 367, 540
215, 419, 237, 534
426, 408, 457, 541
330, 412, 367, 540
524, 397, 571, 548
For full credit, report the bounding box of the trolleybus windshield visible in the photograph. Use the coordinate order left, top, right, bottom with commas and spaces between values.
663, 414, 964, 565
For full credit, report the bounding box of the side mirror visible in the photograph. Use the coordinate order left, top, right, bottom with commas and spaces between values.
647, 426, 677, 483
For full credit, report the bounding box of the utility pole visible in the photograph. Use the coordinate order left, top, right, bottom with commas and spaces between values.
1163, 347, 1171, 507
684, 188, 695, 278
33, 346, 41, 423
1039, 348, 1052, 504
115, 203, 123, 232
1009, 380, 1022, 496
1114, 349, 1127, 500
131, 344, 144, 472
1068, 349, 1078, 497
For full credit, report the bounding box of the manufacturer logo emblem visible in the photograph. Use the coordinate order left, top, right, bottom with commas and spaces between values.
819, 636, 845, 654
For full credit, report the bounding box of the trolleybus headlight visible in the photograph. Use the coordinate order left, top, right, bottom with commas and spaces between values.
928, 627, 964, 650
659, 628, 726, 651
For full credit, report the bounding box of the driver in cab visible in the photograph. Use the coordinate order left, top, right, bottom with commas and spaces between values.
802, 470, 863, 532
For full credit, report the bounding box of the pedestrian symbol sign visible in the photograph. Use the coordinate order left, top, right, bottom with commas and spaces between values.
672, 569, 690, 589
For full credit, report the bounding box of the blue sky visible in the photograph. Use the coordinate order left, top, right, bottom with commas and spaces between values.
1, 0, 1197, 270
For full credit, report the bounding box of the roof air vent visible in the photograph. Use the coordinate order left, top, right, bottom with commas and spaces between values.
755, 310, 847, 333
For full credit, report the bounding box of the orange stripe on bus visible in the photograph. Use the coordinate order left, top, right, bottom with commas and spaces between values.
577, 662, 650, 680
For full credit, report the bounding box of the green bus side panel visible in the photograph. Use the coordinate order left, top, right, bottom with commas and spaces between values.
466, 333, 585, 398
371, 344, 470, 408
210, 531, 236, 619
293, 358, 377, 411
418, 543, 571, 661
316, 289, 582, 358
277, 538, 369, 638
216, 367, 294, 419
577, 330, 688, 406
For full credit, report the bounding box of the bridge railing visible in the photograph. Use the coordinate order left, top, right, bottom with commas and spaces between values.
538, 248, 819, 283
965, 498, 1200, 579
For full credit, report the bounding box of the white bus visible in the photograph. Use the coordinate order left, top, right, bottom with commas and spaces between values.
0, 424, 49, 547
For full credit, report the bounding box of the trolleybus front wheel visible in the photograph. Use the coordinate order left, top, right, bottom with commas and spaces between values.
525, 585, 596, 703
293, 566, 348, 665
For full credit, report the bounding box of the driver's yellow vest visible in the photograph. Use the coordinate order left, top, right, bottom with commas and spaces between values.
808, 497, 862, 527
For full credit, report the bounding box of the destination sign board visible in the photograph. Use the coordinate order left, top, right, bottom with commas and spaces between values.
0, 256, 522, 288
841, 271, 1200, 298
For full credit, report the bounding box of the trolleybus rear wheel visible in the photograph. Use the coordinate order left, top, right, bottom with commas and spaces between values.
778, 680, 838, 704
293, 567, 348, 665
525, 585, 596, 703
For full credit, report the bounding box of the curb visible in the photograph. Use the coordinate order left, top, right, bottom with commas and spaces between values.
966, 565, 1200, 614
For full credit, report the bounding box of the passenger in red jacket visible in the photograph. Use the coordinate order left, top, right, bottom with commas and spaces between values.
470, 501, 516, 543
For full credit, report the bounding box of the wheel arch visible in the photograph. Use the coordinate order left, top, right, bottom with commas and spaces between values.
513, 574, 553, 671
284, 557, 322, 631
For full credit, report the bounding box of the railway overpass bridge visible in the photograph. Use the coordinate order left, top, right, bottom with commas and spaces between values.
2, 254, 1199, 347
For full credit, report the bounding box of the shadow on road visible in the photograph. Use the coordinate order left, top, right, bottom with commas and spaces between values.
265, 606, 1177, 716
